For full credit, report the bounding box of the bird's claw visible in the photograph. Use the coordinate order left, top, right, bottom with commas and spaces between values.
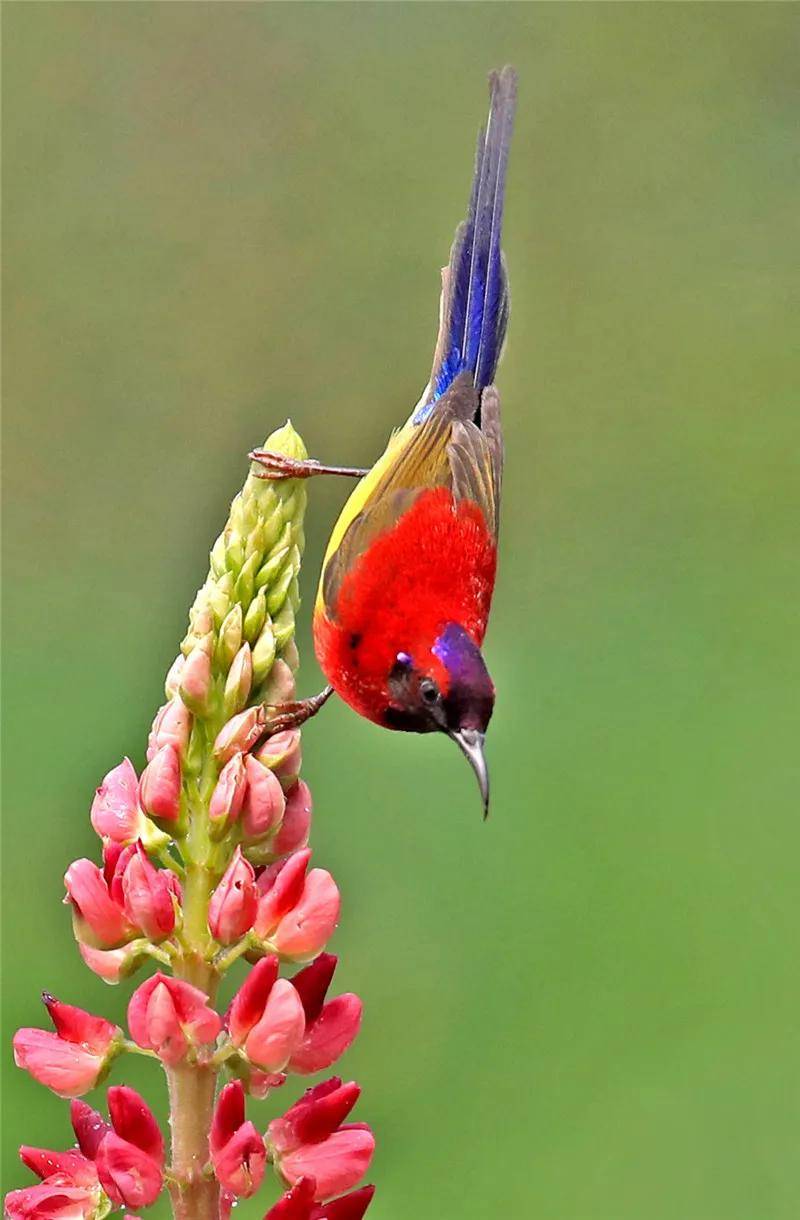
261, 686, 334, 734
249, 450, 368, 481
249, 450, 320, 480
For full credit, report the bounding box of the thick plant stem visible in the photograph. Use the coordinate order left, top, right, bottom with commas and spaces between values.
168, 772, 222, 1220
167, 1055, 219, 1220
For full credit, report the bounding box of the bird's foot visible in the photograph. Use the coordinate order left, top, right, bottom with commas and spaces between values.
261, 686, 334, 734
249, 450, 369, 481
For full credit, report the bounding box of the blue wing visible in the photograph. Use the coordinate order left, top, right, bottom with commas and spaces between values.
414, 66, 517, 425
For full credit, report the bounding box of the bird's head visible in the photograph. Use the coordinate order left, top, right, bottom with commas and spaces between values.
384, 622, 495, 817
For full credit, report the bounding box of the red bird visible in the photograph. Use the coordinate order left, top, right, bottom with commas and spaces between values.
253, 68, 517, 816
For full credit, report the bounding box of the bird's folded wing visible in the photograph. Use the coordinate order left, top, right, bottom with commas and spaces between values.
320, 377, 502, 617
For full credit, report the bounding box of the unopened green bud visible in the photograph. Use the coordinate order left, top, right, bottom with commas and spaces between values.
245, 520, 267, 560
224, 643, 253, 718
279, 638, 300, 673
251, 620, 277, 687
255, 543, 290, 593
235, 551, 260, 610
225, 531, 245, 576
210, 534, 227, 579
218, 604, 243, 669
273, 600, 296, 651
259, 503, 285, 555
207, 576, 232, 627
266, 559, 295, 617
244, 589, 268, 645
280, 488, 303, 525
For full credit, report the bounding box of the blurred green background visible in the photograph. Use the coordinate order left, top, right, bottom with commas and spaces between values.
3, 4, 799, 1217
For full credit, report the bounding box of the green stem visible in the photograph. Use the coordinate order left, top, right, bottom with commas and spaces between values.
167, 759, 223, 1220
212, 931, 256, 973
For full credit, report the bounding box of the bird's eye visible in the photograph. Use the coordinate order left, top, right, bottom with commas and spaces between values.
420, 679, 439, 704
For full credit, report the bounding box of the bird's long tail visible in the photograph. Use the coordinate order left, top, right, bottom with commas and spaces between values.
426, 66, 518, 408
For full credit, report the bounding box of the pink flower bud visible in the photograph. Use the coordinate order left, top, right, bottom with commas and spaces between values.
3, 1183, 102, 1219
272, 869, 341, 962
78, 940, 148, 983
120, 844, 179, 942
244, 979, 305, 1073
253, 850, 312, 939
90, 758, 144, 844
268, 1080, 374, 1201
255, 729, 302, 792
164, 651, 186, 697
242, 756, 286, 842
13, 996, 120, 1098
227, 957, 305, 1072
208, 848, 258, 944
262, 658, 297, 706
43, 994, 119, 1051
96, 1127, 162, 1205
138, 744, 181, 823
71, 1099, 111, 1158
263, 1177, 316, 1220
210, 1081, 266, 1198
94, 1086, 164, 1210
265, 1179, 376, 1220
107, 1084, 163, 1163
179, 644, 213, 714
209, 754, 248, 833
288, 955, 363, 1075
18, 1145, 97, 1188
16, 1141, 101, 1217
228, 955, 278, 1046
271, 781, 312, 857
127, 973, 221, 1066
214, 706, 266, 764
280, 1127, 375, 1202
147, 698, 192, 761
269, 1080, 361, 1154
64, 858, 136, 949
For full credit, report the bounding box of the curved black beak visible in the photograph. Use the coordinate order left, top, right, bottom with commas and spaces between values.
450, 728, 490, 819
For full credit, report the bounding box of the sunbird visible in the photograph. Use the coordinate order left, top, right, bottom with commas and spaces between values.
252, 67, 518, 816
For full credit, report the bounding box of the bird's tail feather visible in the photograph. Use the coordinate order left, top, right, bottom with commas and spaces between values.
428, 66, 518, 407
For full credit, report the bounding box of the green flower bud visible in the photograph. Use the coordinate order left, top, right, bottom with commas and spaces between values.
224, 643, 253, 718
273, 600, 296, 651
210, 533, 228, 579
225, 531, 246, 576
259, 503, 285, 555
244, 589, 268, 645
279, 638, 300, 674
208, 573, 234, 626
266, 557, 296, 617
255, 539, 290, 592
235, 551, 260, 610
245, 520, 267, 560
251, 619, 277, 688
218, 604, 243, 670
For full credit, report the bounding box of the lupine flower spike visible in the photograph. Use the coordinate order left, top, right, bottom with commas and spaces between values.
6, 424, 373, 1219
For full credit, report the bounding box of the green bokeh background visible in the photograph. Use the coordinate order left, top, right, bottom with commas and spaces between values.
3, 4, 798, 1217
